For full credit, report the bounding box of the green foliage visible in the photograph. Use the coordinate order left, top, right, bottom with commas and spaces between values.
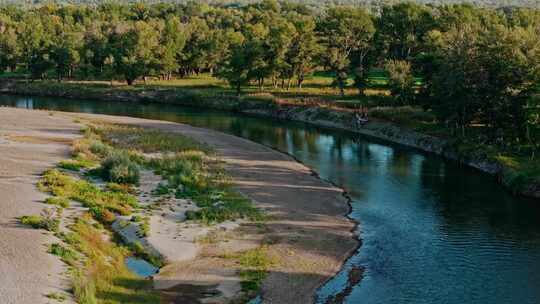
100, 152, 141, 185
58, 157, 96, 171
97, 125, 210, 153
20, 210, 60, 232
20, 215, 47, 229
318, 6, 375, 96
0, 1, 538, 188
150, 152, 263, 224
48, 243, 78, 266
45, 196, 70, 208
67, 216, 159, 304
39, 169, 138, 219
384, 59, 416, 105
235, 246, 276, 292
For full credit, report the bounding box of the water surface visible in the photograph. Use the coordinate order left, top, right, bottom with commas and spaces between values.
1, 95, 539, 304
125, 257, 159, 278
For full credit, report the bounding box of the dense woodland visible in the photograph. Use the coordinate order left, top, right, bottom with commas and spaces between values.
0, 1, 539, 160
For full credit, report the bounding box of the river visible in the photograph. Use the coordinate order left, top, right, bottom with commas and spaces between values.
1, 94, 539, 304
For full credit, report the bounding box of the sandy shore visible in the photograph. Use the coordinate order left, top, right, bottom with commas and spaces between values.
0, 108, 79, 303
0, 107, 358, 303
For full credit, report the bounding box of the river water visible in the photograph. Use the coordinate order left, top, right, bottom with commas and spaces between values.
2, 95, 539, 304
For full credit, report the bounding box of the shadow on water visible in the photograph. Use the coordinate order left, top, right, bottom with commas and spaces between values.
2, 94, 540, 304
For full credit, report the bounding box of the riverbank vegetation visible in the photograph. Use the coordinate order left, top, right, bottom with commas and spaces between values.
0, 1, 538, 192
18, 120, 267, 303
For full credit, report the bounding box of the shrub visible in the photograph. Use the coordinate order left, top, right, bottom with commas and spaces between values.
89, 206, 116, 224
100, 152, 140, 185
20, 215, 46, 229
20, 210, 60, 232
89, 140, 111, 157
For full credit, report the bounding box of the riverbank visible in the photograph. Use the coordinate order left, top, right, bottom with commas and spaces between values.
1, 80, 538, 200
0, 107, 357, 303
0, 109, 79, 303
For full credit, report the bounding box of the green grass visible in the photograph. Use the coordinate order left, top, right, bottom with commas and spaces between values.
45, 196, 70, 208
96, 124, 211, 154
66, 215, 159, 304
496, 155, 540, 192
45, 292, 67, 302
39, 169, 138, 221
150, 153, 263, 225
20, 212, 60, 232
235, 246, 276, 293
48, 243, 79, 266
58, 157, 97, 171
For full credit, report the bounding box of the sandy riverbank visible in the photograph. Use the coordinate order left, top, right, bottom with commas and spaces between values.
0, 108, 79, 303
0, 107, 358, 303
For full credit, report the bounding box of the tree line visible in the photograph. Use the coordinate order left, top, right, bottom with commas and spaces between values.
0, 1, 538, 152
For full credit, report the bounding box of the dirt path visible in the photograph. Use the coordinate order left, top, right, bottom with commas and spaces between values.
0, 108, 80, 303
0, 108, 358, 304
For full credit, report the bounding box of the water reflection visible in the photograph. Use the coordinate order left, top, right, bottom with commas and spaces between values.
1, 94, 539, 304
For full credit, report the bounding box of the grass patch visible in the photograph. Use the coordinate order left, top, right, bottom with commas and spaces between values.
39, 169, 138, 221
48, 243, 79, 266
58, 157, 97, 171
151, 153, 263, 225
45, 292, 67, 302
496, 155, 540, 192
95, 124, 210, 154
234, 246, 276, 293
45, 196, 70, 208
131, 215, 150, 237
67, 214, 159, 304
20, 209, 60, 232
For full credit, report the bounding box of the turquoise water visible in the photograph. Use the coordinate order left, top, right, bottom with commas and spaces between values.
125, 257, 159, 278
1, 95, 539, 304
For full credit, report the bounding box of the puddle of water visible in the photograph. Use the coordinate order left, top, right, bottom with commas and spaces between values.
247, 295, 262, 304
125, 256, 159, 277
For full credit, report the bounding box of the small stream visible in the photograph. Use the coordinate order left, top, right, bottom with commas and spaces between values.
2, 95, 540, 304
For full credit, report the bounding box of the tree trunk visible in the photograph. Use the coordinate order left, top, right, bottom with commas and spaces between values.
236, 83, 241, 96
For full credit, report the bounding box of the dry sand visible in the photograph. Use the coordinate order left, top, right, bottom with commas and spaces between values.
0, 107, 358, 304
0, 108, 80, 304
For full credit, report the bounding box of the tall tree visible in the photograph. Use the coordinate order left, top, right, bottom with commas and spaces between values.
109, 21, 159, 85
51, 19, 84, 81
318, 6, 375, 97
375, 2, 435, 61
284, 14, 320, 89
0, 14, 20, 73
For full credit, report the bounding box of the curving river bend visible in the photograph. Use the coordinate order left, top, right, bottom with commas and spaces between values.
1, 95, 540, 304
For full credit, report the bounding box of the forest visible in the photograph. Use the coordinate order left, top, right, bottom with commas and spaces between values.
0, 0, 538, 164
